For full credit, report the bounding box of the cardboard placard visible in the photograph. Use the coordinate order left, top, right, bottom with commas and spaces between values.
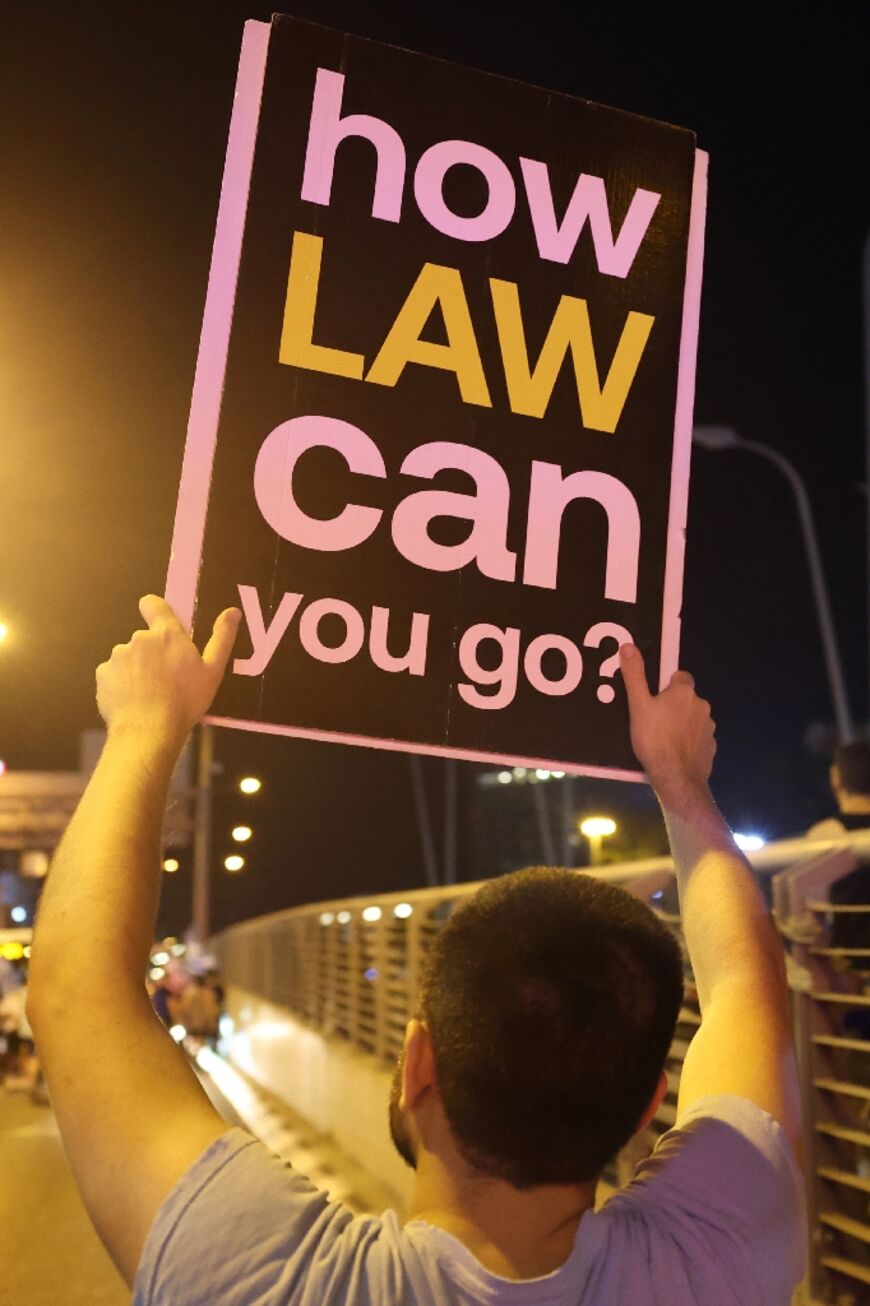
166, 15, 707, 779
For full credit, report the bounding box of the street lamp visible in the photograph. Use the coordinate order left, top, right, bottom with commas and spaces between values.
580, 815, 617, 866
693, 425, 854, 742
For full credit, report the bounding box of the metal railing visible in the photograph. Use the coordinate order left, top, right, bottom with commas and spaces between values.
216, 884, 476, 1066
773, 839, 870, 1303
212, 829, 870, 1305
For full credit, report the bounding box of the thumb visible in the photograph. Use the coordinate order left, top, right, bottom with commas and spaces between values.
619, 644, 652, 711
202, 607, 242, 679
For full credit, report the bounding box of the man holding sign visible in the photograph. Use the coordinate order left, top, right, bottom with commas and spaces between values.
27, 598, 805, 1303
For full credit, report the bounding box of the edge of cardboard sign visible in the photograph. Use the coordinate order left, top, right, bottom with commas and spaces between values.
660, 149, 708, 696
165, 19, 272, 629
165, 18, 708, 787
201, 712, 647, 782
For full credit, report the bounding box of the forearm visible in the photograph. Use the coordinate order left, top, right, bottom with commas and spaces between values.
30, 720, 184, 1006
662, 783, 786, 1013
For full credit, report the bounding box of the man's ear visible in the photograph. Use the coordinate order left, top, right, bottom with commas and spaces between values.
636, 1069, 669, 1133
400, 1018, 437, 1112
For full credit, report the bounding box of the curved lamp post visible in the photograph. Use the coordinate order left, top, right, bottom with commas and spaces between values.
693, 425, 854, 742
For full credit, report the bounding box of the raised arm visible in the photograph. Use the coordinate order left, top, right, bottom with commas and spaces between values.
619, 645, 801, 1147
27, 596, 241, 1285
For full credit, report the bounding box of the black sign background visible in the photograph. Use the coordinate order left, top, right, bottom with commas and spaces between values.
189, 15, 700, 774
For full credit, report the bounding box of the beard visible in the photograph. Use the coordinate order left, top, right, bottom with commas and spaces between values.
388, 1052, 417, 1170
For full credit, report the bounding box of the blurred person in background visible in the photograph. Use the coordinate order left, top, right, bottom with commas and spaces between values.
807, 742, 870, 954
148, 973, 175, 1028
808, 742, 870, 841
807, 743, 870, 1063
0, 954, 20, 998
0, 968, 38, 1090
204, 968, 224, 1012
175, 974, 220, 1045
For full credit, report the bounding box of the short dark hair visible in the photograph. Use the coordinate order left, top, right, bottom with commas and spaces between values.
835, 743, 870, 796
420, 867, 683, 1187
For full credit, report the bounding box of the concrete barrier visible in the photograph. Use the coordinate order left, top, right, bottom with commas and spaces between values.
224, 983, 414, 1212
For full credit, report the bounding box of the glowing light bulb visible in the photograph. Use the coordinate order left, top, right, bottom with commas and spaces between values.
580, 816, 617, 838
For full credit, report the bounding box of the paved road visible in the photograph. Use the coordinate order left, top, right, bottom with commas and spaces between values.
0, 1084, 129, 1304
0, 1060, 247, 1304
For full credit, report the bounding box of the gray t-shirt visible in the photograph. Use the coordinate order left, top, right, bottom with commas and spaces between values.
133, 1094, 806, 1306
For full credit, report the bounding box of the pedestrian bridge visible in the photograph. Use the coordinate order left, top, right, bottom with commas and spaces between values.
209, 831, 870, 1305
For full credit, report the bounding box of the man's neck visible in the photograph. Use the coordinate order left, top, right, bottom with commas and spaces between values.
406, 1155, 596, 1280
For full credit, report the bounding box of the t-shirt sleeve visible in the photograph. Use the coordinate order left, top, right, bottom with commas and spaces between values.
132, 1126, 381, 1306
607, 1094, 807, 1306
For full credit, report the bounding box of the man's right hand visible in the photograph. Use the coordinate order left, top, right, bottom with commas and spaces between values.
96, 595, 240, 745
619, 644, 717, 814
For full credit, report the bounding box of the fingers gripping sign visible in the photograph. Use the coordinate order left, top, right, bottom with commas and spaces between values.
618, 644, 716, 809
96, 595, 241, 739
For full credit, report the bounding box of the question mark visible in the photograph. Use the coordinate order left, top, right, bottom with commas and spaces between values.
583, 622, 633, 704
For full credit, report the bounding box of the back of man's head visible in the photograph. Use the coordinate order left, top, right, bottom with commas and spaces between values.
834, 742, 870, 798
419, 867, 683, 1187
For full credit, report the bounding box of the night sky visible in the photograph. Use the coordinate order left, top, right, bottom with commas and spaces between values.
2, 2, 869, 933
